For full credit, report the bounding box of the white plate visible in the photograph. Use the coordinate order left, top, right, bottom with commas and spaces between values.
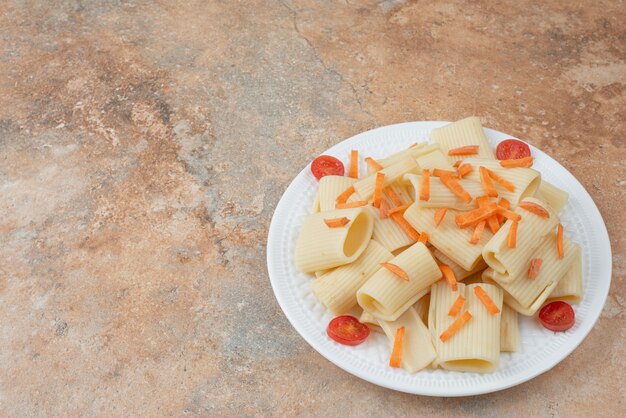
266, 121, 612, 396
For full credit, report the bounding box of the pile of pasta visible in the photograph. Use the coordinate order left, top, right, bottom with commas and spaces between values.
294, 117, 582, 374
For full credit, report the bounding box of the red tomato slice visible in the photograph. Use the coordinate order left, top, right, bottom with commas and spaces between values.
327, 315, 370, 346
538, 301, 575, 332
496, 139, 531, 160
311, 155, 344, 180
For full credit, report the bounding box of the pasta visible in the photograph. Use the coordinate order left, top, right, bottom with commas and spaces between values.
415, 149, 455, 171
546, 245, 583, 304
368, 143, 439, 174
294, 207, 374, 273
357, 242, 441, 321
536, 180, 569, 214
365, 206, 415, 252
359, 310, 383, 333
482, 197, 558, 283
429, 281, 503, 372
406, 173, 485, 211
354, 158, 418, 199
431, 248, 487, 282
413, 293, 430, 324
500, 304, 520, 352
311, 240, 393, 315
317, 175, 358, 211
431, 117, 496, 163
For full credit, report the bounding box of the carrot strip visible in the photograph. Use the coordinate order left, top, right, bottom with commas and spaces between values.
496, 197, 510, 223
475, 196, 491, 207
474, 286, 501, 314
469, 220, 486, 244
439, 264, 458, 291
507, 221, 518, 248
388, 203, 411, 215
373, 172, 385, 208
457, 163, 472, 178
335, 185, 355, 204
440, 175, 472, 203
527, 258, 543, 279
348, 150, 359, 178
448, 145, 479, 156
485, 168, 515, 192
497, 206, 522, 222
384, 187, 403, 206
420, 169, 430, 201
479, 166, 499, 198
500, 156, 534, 168
557, 223, 564, 259
454, 204, 498, 228
434, 207, 448, 227
324, 217, 350, 228
391, 213, 421, 241
432, 168, 458, 178
447, 295, 466, 316
389, 326, 406, 368
518, 201, 550, 218
418, 232, 429, 244
379, 199, 391, 219
440, 311, 472, 342
364, 157, 384, 172
486, 215, 501, 233
408, 143, 419, 149
381, 262, 409, 281
336, 201, 367, 209
453, 160, 463, 168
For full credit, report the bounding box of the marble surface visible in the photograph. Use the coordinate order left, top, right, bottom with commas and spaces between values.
0, 0, 624, 416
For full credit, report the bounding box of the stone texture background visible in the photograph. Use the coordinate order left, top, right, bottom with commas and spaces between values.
0, 0, 624, 416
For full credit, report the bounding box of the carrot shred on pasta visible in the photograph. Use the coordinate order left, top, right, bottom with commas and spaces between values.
381, 262, 410, 281
384, 187, 403, 206
420, 169, 431, 201
457, 163, 472, 178
496, 197, 510, 223
391, 213, 421, 241
507, 220, 518, 248
439, 264, 458, 291
497, 206, 521, 222
440, 311, 472, 342
373, 172, 385, 208
469, 220, 486, 244
434, 207, 448, 227
448, 145, 479, 156
454, 204, 498, 228
335, 185, 355, 205
485, 168, 515, 192
486, 215, 501, 233
527, 258, 543, 279
447, 295, 466, 316
557, 223, 564, 259
518, 201, 550, 218
440, 175, 472, 203
336, 201, 367, 209
348, 150, 359, 178
379, 199, 391, 219
453, 160, 463, 168
432, 168, 458, 178
500, 156, 533, 168
418, 232, 429, 244
479, 166, 499, 198
473, 286, 501, 314
389, 326, 406, 367
364, 157, 384, 172
388, 203, 412, 215
323, 217, 350, 228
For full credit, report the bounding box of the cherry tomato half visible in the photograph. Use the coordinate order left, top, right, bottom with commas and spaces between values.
327, 315, 370, 346
538, 301, 575, 332
311, 155, 344, 180
496, 139, 531, 160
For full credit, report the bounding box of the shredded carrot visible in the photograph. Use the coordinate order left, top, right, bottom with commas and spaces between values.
528, 258, 543, 279
447, 295, 466, 316
335, 185, 355, 205
557, 223, 564, 259
381, 262, 409, 281
388, 203, 411, 215
379, 199, 391, 219
418, 232, 429, 244
408, 143, 419, 149
364, 157, 384, 172
474, 286, 501, 314
389, 326, 406, 367
420, 169, 430, 201
485, 168, 515, 192
519, 201, 550, 218
336, 201, 367, 209
486, 215, 501, 233
440, 175, 472, 203
448, 145, 479, 156
323, 217, 350, 228
497, 206, 522, 222
434, 207, 448, 227
453, 160, 463, 168
439, 264, 458, 291
475, 196, 491, 207
432, 168, 457, 178
469, 220, 486, 244
384, 187, 403, 206
457, 163, 472, 178
440, 311, 472, 342
507, 221, 518, 248
391, 213, 420, 241
479, 166, 499, 198
373, 172, 385, 208
500, 156, 534, 168
496, 197, 510, 223
454, 204, 498, 228
348, 150, 359, 178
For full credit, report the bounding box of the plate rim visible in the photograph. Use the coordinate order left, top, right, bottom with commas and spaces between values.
266, 120, 612, 396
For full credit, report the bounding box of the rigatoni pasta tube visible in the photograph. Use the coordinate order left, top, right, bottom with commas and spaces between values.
461, 158, 541, 207
406, 173, 484, 211
547, 245, 583, 304
431, 117, 496, 163
368, 143, 439, 174
317, 175, 357, 212
311, 240, 393, 315
482, 197, 558, 283
364, 206, 415, 252
500, 304, 519, 352
354, 157, 418, 199
404, 203, 493, 271
536, 180, 569, 214
294, 207, 374, 273
415, 149, 455, 171
431, 248, 487, 282
413, 293, 430, 324
429, 281, 502, 372
359, 310, 383, 333
378, 307, 437, 373
483, 234, 578, 315
357, 242, 441, 321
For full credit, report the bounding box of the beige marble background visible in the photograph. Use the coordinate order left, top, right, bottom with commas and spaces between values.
0, 0, 624, 416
